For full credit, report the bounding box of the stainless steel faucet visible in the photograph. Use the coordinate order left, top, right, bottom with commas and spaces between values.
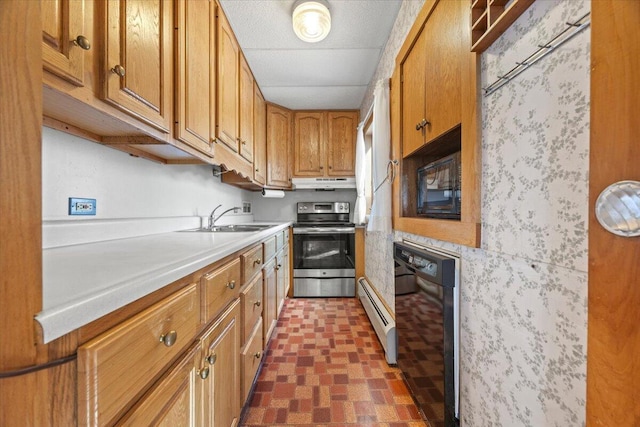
208, 204, 241, 228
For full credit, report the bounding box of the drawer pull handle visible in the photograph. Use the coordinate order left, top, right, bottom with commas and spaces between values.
73, 35, 91, 50
254, 258, 262, 265
198, 366, 210, 380
227, 280, 236, 290
254, 352, 262, 359
206, 353, 217, 365
254, 300, 261, 307
159, 330, 177, 347
111, 64, 126, 78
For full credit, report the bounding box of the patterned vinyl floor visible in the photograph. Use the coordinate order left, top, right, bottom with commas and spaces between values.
240, 297, 428, 427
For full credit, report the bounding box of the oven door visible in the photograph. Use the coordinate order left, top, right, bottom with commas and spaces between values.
292, 226, 355, 297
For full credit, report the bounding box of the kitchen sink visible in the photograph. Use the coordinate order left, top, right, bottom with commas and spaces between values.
180, 224, 273, 233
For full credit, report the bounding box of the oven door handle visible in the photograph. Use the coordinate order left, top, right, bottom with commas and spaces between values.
293, 227, 356, 235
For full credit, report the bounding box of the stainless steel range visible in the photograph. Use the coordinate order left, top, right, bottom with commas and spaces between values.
292, 202, 356, 297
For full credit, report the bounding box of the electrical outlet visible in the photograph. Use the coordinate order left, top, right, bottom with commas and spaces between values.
242, 201, 251, 214
69, 198, 96, 215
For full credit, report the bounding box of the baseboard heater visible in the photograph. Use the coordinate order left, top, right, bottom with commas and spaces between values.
357, 277, 397, 364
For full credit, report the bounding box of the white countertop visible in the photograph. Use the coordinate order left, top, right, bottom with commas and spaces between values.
36, 222, 291, 343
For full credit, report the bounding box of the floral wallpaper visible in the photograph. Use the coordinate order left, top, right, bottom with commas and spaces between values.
362, 0, 590, 425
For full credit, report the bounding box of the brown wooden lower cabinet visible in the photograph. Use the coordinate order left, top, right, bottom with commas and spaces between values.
241, 318, 264, 405
118, 341, 204, 426
200, 299, 241, 427
262, 258, 278, 349
77, 284, 201, 427
72, 229, 289, 427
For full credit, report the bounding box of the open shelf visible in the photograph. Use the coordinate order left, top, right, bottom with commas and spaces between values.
471, 0, 536, 52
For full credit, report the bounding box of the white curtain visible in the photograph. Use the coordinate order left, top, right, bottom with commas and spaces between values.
353, 123, 367, 225
367, 79, 392, 233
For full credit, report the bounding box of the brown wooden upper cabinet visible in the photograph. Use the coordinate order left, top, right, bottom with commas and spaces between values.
102, 0, 173, 133
239, 54, 255, 162
175, 0, 215, 156
42, 0, 87, 86
293, 111, 358, 177
253, 84, 267, 185
401, 0, 463, 158
293, 111, 324, 176
216, 4, 240, 151
266, 104, 293, 188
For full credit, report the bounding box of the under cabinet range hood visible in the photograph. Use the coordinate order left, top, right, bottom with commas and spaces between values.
292, 177, 356, 190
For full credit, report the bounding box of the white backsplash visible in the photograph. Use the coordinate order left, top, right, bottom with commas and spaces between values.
42, 127, 253, 246
248, 189, 357, 222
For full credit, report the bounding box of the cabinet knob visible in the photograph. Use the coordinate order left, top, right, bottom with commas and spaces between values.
254, 351, 262, 359
275, 264, 282, 271
159, 330, 177, 347
241, 140, 246, 145
329, 165, 332, 169
255, 168, 259, 172
254, 300, 261, 307
198, 366, 210, 380
416, 119, 430, 131
254, 258, 262, 265
319, 166, 323, 170
73, 35, 91, 50
227, 280, 236, 290
111, 65, 126, 78
206, 353, 217, 365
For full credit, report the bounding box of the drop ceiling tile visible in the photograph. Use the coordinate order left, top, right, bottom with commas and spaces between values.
219, 0, 402, 49
245, 48, 381, 87
261, 86, 368, 110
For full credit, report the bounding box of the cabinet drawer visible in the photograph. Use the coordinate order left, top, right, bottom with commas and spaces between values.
240, 273, 263, 344
276, 230, 286, 251
242, 244, 263, 283
202, 258, 241, 323
77, 284, 200, 427
263, 235, 276, 262
241, 318, 264, 405
118, 342, 202, 426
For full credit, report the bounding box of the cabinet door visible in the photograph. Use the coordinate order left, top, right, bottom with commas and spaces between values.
262, 259, 277, 348
216, 5, 240, 152
42, 0, 86, 86
201, 300, 241, 427
326, 111, 358, 176
266, 104, 292, 188
293, 111, 324, 176
175, 0, 214, 155
118, 343, 204, 427
423, 0, 462, 142
238, 55, 254, 162
401, 26, 427, 157
103, 0, 172, 133
253, 84, 267, 185
275, 250, 288, 317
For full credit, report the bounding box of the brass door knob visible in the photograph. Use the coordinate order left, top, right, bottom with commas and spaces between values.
73, 35, 91, 50
254, 352, 261, 359
159, 330, 177, 347
254, 300, 261, 307
111, 65, 126, 77
254, 258, 262, 265
198, 366, 210, 380
227, 280, 236, 290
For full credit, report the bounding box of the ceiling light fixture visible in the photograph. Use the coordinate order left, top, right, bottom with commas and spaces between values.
292, 0, 331, 43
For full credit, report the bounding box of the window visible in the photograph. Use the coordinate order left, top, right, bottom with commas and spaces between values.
363, 113, 374, 219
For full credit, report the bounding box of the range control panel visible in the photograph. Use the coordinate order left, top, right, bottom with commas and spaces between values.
297, 202, 350, 214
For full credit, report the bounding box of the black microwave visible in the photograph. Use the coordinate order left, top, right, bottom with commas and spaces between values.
417, 151, 461, 219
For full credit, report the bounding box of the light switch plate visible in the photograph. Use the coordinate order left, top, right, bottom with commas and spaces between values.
69, 197, 96, 215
